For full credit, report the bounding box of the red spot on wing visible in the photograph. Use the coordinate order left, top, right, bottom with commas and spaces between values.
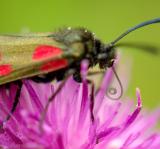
0, 64, 12, 76
33, 45, 63, 60
40, 59, 68, 72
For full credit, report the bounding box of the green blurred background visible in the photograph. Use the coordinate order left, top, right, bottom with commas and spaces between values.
0, 0, 159, 108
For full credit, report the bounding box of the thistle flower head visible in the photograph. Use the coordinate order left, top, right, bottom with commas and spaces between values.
0, 61, 160, 149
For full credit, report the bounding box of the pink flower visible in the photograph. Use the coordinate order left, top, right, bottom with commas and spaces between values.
0, 61, 160, 149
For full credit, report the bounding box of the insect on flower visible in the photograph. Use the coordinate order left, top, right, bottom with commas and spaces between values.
0, 18, 160, 124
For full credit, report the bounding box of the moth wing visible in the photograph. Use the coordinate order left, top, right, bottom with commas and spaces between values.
0, 35, 73, 85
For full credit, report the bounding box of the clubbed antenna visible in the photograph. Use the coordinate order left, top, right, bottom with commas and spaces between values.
110, 18, 160, 46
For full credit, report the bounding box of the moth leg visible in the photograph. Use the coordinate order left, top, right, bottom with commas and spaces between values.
39, 70, 73, 131
88, 70, 105, 76
5, 81, 22, 122
31, 69, 67, 83
87, 79, 95, 122
73, 69, 105, 82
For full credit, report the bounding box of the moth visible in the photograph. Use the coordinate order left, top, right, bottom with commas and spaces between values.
0, 18, 160, 123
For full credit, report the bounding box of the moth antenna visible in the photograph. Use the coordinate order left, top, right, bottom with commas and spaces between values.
110, 18, 160, 46
106, 66, 123, 100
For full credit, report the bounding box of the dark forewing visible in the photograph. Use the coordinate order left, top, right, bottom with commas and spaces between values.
0, 35, 72, 85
